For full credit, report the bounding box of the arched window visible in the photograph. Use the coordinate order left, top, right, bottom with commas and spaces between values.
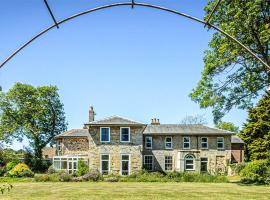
185, 154, 195, 171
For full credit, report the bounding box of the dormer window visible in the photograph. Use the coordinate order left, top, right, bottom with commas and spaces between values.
100, 127, 110, 142
120, 127, 130, 142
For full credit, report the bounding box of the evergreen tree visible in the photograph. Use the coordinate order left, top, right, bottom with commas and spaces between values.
240, 93, 270, 161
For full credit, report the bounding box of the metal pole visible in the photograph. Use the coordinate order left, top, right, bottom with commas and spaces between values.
44, 0, 59, 29
204, 0, 222, 27
0, 2, 269, 71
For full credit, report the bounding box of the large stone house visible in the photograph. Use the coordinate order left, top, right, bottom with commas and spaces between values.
53, 107, 244, 175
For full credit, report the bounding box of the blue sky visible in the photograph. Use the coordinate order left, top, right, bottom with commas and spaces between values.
0, 0, 247, 150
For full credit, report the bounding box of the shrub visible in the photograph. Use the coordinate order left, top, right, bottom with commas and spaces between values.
59, 171, 72, 182
240, 160, 270, 184
6, 161, 19, 172
0, 167, 6, 177
83, 169, 100, 181
34, 174, 59, 182
47, 165, 56, 174
118, 171, 228, 183
77, 160, 89, 176
7, 163, 34, 178
230, 163, 246, 175
104, 176, 119, 182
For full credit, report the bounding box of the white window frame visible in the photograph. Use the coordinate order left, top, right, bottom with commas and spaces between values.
120, 154, 130, 176
143, 155, 154, 171
100, 154, 110, 175
165, 136, 173, 149
217, 137, 224, 149
164, 156, 173, 171
201, 137, 208, 149
145, 136, 152, 149
100, 127, 110, 143
53, 156, 87, 174
185, 154, 195, 171
56, 140, 62, 154
120, 127, 130, 143
183, 136, 190, 149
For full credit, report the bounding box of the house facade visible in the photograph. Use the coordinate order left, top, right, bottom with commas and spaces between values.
53, 107, 243, 175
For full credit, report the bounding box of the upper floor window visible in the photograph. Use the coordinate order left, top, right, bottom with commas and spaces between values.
100, 127, 110, 142
165, 137, 173, 149
145, 136, 152, 149
217, 137, 224, 149
201, 137, 208, 149
56, 140, 62, 155
120, 127, 130, 142
183, 137, 190, 149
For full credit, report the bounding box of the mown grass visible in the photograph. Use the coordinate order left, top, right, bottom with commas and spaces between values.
1, 182, 270, 200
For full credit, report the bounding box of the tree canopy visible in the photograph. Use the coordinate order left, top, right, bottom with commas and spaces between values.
180, 114, 208, 125
190, 0, 270, 123
0, 83, 67, 165
239, 93, 270, 161
215, 121, 239, 133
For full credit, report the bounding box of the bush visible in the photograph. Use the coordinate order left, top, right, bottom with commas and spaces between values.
240, 160, 270, 184
34, 174, 59, 182
230, 163, 246, 175
59, 171, 72, 182
47, 165, 56, 174
118, 171, 228, 183
104, 176, 119, 182
77, 160, 89, 176
0, 167, 6, 177
7, 163, 34, 178
6, 161, 20, 172
83, 169, 100, 181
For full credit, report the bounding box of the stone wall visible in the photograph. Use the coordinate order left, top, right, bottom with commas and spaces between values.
143, 135, 231, 174
87, 126, 144, 175
61, 137, 89, 155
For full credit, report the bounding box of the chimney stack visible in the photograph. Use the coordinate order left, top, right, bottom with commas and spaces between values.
151, 118, 160, 125
89, 106, 95, 122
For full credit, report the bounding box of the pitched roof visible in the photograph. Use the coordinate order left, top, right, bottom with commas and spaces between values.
55, 129, 89, 138
143, 124, 234, 135
231, 135, 244, 143
84, 115, 146, 126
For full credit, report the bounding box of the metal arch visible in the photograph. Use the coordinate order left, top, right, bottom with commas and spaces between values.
1, 2, 269, 71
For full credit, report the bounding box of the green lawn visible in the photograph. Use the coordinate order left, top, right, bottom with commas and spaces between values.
1, 182, 270, 200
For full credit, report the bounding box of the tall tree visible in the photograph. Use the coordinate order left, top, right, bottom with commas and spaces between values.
190, 0, 270, 123
239, 93, 270, 161
0, 83, 67, 168
215, 121, 239, 132
180, 114, 208, 125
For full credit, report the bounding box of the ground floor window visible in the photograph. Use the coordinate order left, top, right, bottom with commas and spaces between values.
200, 157, 208, 172
53, 156, 86, 174
144, 155, 153, 171
101, 154, 110, 175
185, 154, 195, 171
165, 156, 173, 171
121, 154, 130, 175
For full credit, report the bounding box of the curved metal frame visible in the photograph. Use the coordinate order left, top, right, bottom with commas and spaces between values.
1, 2, 269, 71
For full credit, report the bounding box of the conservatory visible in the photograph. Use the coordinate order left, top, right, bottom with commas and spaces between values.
53, 155, 88, 174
